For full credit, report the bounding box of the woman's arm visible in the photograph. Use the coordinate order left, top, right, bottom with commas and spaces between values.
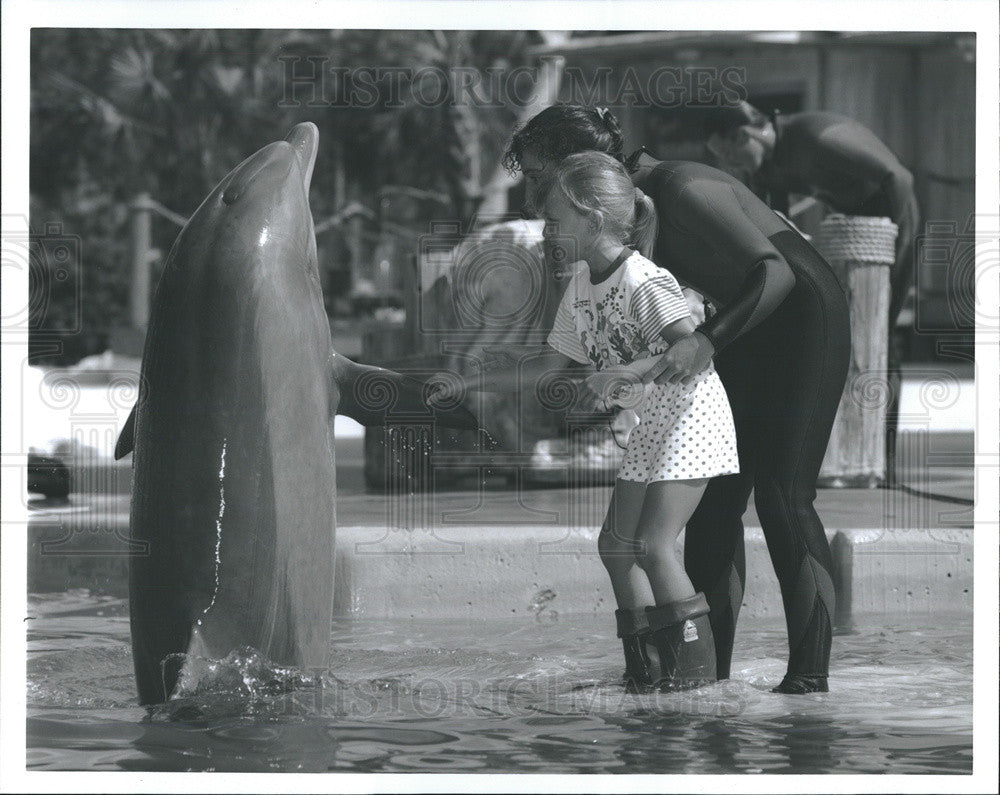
638, 176, 798, 384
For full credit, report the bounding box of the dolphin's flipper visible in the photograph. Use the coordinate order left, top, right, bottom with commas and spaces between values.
115, 404, 137, 460
332, 355, 478, 430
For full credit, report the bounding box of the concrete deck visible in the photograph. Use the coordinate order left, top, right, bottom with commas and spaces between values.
26, 469, 975, 622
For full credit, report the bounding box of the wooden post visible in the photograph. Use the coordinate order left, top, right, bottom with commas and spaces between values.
830, 531, 854, 632
404, 253, 422, 355
129, 193, 153, 330
346, 211, 365, 294
816, 214, 897, 488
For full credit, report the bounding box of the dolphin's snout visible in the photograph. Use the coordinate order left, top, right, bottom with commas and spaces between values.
218, 124, 319, 206
285, 123, 319, 195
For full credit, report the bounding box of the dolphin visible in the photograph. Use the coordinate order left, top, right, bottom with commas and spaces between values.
116, 122, 477, 705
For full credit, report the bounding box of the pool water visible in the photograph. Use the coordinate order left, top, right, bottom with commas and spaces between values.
26, 591, 972, 774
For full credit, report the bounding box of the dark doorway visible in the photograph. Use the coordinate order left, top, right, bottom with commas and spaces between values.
748, 90, 805, 117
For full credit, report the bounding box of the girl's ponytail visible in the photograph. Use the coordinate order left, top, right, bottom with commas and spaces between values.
632, 187, 658, 259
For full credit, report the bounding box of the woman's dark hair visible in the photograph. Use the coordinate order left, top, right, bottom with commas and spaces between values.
700, 100, 770, 140
502, 104, 626, 175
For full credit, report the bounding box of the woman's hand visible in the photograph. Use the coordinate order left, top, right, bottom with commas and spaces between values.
647, 332, 715, 387
682, 288, 706, 326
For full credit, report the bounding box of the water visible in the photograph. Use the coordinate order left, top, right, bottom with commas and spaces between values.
26, 590, 971, 774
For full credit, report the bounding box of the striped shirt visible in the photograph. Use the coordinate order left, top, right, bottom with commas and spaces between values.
547, 249, 691, 369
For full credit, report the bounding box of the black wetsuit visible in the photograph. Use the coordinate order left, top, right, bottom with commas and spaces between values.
631, 154, 851, 681
759, 112, 920, 479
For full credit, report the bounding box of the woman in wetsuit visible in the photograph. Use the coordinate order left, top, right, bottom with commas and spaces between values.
506, 105, 851, 694
701, 101, 920, 485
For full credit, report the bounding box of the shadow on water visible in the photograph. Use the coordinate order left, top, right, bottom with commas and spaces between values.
26, 598, 973, 774
118, 718, 459, 773
607, 715, 743, 774
599, 704, 937, 774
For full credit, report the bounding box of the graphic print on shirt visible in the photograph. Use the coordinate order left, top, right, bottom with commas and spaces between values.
548, 252, 691, 370
547, 251, 741, 485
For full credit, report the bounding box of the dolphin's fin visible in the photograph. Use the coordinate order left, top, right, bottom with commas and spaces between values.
332, 355, 478, 430
115, 404, 137, 460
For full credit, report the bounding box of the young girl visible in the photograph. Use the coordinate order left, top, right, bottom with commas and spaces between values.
436, 152, 740, 691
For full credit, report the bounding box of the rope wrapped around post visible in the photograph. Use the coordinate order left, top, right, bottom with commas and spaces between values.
816, 214, 898, 488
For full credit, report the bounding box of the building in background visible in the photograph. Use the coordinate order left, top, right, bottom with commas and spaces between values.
525, 31, 976, 363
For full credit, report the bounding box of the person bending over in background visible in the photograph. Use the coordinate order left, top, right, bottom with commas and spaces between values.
701, 102, 920, 485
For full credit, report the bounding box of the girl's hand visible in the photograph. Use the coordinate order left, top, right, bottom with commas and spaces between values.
647, 332, 715, 387
427, 373, 468, 407
584, 371, 645, 411
610, 408, 641, 448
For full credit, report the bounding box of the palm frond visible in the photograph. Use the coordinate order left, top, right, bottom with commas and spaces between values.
40, 68, 165, 138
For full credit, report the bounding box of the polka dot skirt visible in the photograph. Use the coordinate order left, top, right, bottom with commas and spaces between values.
618, 365, 740, 483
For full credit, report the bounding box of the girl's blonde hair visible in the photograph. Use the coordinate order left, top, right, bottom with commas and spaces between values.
542, 151, 658, 258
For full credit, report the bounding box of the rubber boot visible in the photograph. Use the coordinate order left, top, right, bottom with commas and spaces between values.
645, 593, 717, 691
614, 607, 660, 692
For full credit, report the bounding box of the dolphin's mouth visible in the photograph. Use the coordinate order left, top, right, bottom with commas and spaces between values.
220, 123, 320, 206
284, 123, 318, 194
222, 156, 281, 205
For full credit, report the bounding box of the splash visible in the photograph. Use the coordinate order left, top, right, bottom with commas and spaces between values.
197, 439, 227, 627
529, 589, 559, 624
154, 646, 321, 721
478, 427, 501, 451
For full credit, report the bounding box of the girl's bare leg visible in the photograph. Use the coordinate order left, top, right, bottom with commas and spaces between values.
634, 478, 710, 605
598, 479, 655, 609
